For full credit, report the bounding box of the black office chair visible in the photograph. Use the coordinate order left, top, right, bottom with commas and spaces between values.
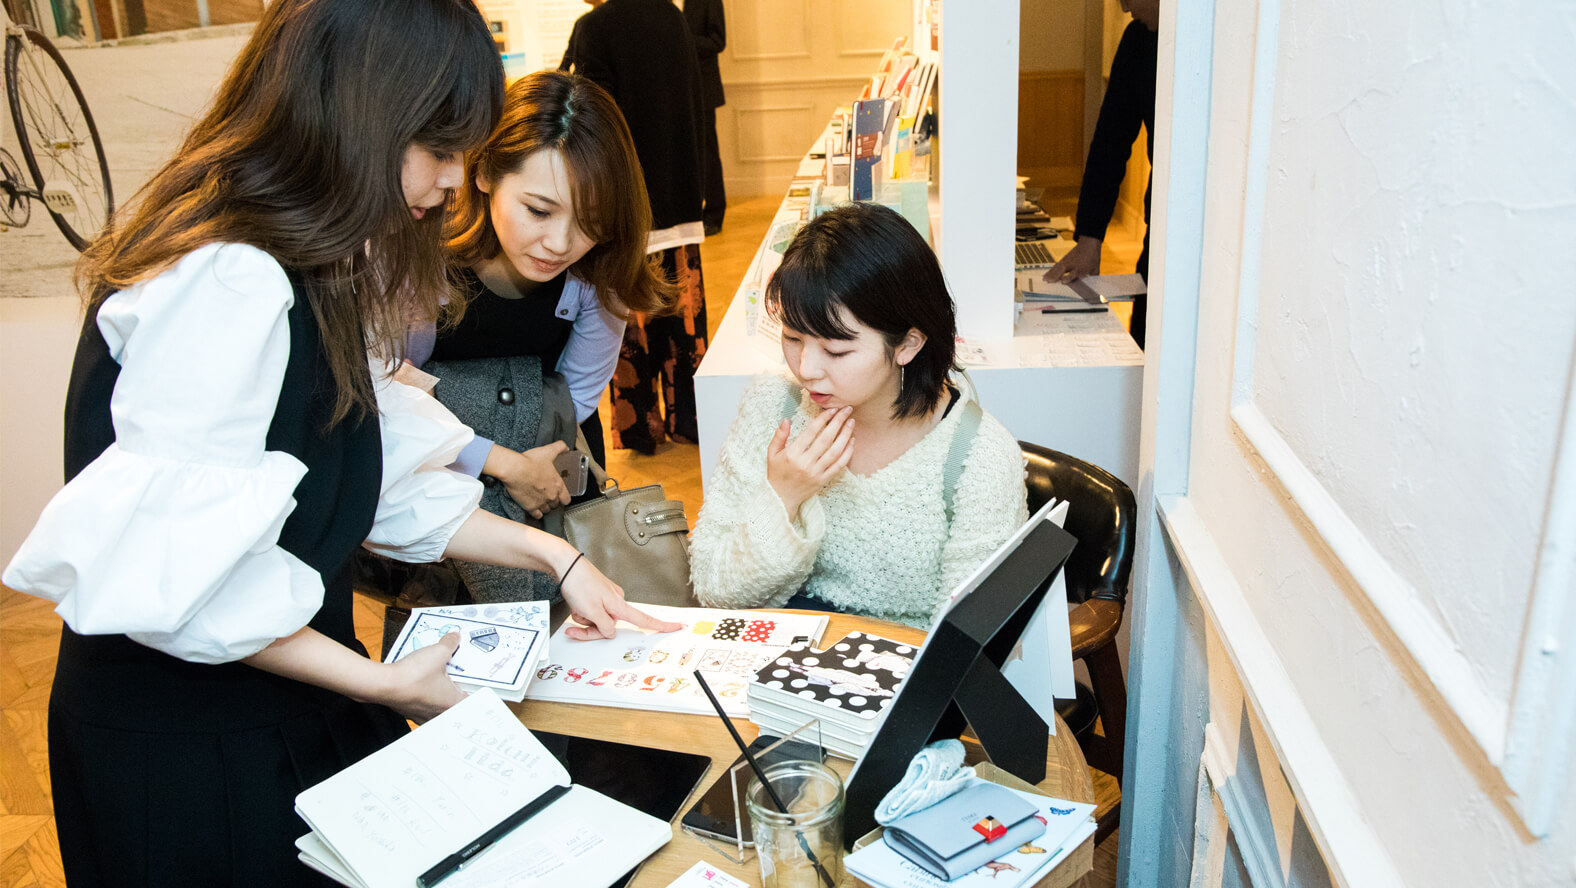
1020, 442, 1136, 842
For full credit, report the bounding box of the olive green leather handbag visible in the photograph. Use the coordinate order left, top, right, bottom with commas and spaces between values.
562, 434, 698, 609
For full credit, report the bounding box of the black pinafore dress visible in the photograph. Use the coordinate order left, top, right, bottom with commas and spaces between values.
47, 269, 409, 887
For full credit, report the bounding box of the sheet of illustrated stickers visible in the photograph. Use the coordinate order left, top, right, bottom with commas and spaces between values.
525, 605, 829, 717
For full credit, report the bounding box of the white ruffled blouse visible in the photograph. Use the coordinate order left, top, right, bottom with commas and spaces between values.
1, 243, 483, 665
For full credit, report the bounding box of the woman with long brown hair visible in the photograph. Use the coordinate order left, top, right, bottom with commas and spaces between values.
412, 69, 676, 530
1, 1, 674, 883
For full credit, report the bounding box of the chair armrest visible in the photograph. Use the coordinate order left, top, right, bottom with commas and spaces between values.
1069, 598, 1123, 659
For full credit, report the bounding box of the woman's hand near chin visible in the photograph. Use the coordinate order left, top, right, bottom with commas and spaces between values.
766, 405, 854, 520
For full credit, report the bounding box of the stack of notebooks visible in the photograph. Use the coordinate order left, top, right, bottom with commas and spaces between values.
746, 632, 916, 759
383, 601, 549, 702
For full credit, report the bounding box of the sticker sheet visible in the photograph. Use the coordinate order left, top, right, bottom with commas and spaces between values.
525, 605, 829, 717
384, 601, 550, 701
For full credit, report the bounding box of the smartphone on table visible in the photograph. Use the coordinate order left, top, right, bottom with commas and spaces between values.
680, 734, 825, 846
553, 448, 590, 497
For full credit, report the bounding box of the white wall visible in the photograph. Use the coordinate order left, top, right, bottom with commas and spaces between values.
715, 0, 913, 197
1126, 0, 1576, 885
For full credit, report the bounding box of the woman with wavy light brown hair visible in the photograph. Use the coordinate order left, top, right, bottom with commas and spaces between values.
2, 2, 675, 883
406, 70, 675, 521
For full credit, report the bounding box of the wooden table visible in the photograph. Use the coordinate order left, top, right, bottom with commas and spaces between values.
512, 612, 1095, 887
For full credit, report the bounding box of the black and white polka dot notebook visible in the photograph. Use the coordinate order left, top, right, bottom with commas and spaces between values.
751, 632, 917, 722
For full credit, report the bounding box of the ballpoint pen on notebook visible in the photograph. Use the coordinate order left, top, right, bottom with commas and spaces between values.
415, 782, 572, 888
692, 672, 836, 888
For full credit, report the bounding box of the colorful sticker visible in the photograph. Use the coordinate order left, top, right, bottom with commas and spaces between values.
564, 667, 589, 683
469, 627, 500, 652
740, 620, 776, 644
692, 621, 715, 635
536, 663, 562, 681
724, 650, 764, 676
622, 646, 647, 663
698, 649, 728, 671
613, 671, 638, 688
711, 618, 745, 641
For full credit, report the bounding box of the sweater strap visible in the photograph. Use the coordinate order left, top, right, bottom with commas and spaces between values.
943, 398, 984, 528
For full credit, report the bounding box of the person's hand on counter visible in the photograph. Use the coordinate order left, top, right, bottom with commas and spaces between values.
1044, 236, 1103, 283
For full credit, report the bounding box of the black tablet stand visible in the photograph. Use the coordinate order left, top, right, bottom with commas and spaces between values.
843, 519, 1078, 843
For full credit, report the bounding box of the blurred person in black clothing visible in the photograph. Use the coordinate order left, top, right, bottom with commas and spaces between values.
562, 0, 711, 453
1044, 0, 1157, 348
684, 0, 727, 235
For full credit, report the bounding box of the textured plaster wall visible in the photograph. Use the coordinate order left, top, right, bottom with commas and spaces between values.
1168, 0, 1576, 884
1250, 0, 1576, 702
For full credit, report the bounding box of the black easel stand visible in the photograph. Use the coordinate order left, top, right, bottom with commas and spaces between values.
843, 520, 1077, 843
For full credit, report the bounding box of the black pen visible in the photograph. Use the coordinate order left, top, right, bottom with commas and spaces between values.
415, 782, 571, 888
692, 672, 835, 888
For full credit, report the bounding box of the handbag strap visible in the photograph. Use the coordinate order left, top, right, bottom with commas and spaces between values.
575, 426, 619, 495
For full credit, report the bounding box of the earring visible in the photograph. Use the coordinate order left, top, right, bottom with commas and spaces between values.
900, 364, 905, 391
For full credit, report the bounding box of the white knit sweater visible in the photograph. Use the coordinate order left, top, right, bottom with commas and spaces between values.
690, 373, 1029, 627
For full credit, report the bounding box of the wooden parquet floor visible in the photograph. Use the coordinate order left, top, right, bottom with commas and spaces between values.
0, 191, 1132, 887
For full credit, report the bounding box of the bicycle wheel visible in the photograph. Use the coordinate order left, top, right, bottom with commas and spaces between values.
4, 26, 113, 250
0, 145, 32, 228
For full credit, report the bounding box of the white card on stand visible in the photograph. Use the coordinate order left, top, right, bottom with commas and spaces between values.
1000, 500, 1077, 727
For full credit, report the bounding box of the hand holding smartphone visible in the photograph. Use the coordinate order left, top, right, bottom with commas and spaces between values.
553, 448, 590, 497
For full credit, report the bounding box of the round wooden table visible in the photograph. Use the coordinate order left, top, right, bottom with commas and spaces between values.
512, 611, 1095, 887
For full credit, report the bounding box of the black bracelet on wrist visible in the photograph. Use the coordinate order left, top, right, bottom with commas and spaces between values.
557, 552, 585, 590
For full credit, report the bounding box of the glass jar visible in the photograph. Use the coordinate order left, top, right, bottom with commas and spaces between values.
745, 759, 846, 888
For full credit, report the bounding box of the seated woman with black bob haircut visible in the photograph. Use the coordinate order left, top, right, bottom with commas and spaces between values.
690, 202, 1028, 627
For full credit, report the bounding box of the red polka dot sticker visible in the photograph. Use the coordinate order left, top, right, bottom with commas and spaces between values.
741, 620, 776, 643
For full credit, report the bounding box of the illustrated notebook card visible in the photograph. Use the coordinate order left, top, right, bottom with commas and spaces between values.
525, 604, 829, 717
294, 690, 670, 888
384, 601, 549, 702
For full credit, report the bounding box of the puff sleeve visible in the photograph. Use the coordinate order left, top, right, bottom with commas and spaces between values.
1, 244, 323, 664
362, 364, 483, 563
